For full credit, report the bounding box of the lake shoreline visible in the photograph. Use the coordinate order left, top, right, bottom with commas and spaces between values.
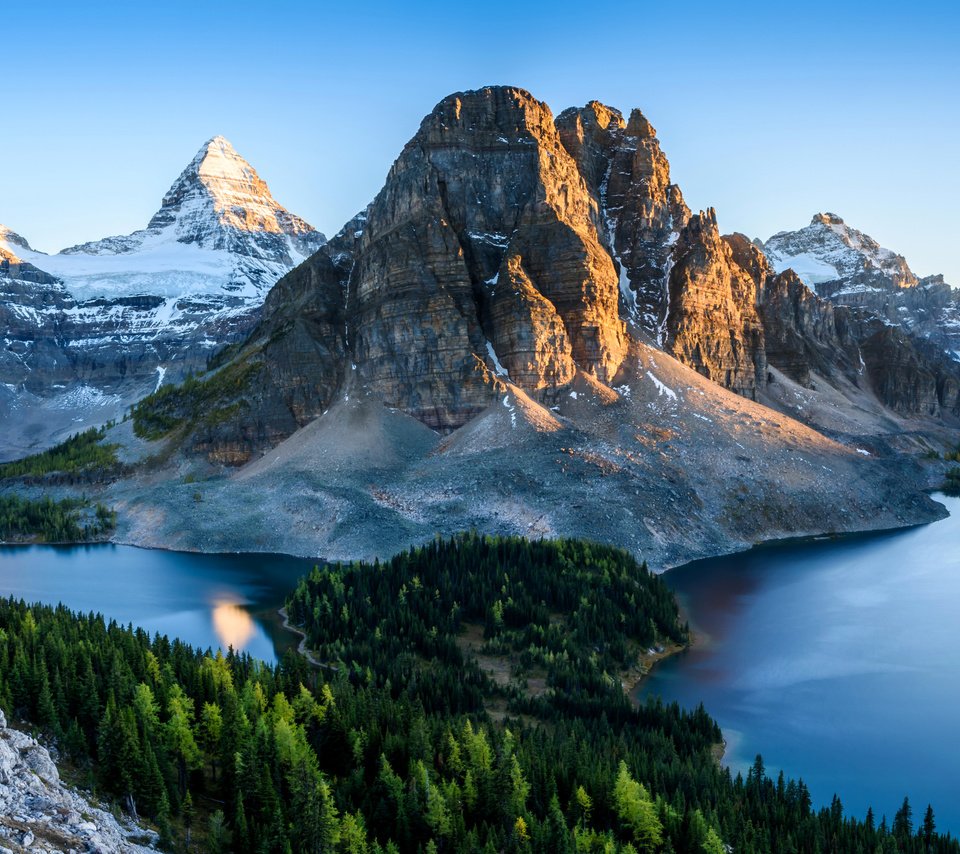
5, 492, 945, 575
658, 495, 949, 575
640, 493, 960, 834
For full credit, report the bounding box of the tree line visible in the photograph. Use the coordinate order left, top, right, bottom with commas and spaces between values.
0, 426, 121, 480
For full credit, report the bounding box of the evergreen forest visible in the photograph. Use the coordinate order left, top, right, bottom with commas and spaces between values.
0, 534, 953, 853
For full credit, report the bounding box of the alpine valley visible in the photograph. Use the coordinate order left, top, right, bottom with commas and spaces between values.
3, 82, 960, 854
2, 86, 959, 569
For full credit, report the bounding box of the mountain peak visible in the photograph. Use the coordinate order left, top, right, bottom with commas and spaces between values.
136, 136, 325, 262
625, 109, 656, 139
55, 136, 325, 286
164, 135, 265, 210
764, 214, 918, 290
0, 225, 33, 253
811, 212, 844, 227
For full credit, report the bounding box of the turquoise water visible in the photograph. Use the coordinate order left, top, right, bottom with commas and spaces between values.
0, 544, 315, 663
640, 494, 960, 832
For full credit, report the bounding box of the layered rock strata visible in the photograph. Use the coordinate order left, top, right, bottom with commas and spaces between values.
142, 87, 960, 465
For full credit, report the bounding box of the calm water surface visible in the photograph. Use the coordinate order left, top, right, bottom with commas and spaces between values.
0, 544, 316, 663
641, 494, 960, 832
3, 502, 958, 830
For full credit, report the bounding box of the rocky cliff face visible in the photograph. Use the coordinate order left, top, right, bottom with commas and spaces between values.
138, 87, 960, 466
664, 211, 767, 399
760, 213, 960, 416
556, 102, 689, 338
176, 87, 633, 450
0, 138, 324, 459
351, 87, 626, 429
0, 709, 155, 853
152, 88, 788, 461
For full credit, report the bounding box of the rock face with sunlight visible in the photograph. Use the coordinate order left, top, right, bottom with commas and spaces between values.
0, 139, 324, 460
665, 209, 767, 400
4, 85, 959, 570
144, 86, 959, 466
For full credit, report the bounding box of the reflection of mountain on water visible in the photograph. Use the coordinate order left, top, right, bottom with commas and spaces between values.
211, 601, 256, 652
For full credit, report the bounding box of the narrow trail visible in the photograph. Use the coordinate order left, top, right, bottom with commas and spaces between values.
277, 607, 336, 671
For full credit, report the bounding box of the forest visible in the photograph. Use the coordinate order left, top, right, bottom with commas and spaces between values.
0, 426, 121, 480
0, 534, 954, 852
0, 494, 116, 542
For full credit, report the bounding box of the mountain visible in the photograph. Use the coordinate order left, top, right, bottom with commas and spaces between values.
0, 137, 324, 459
94, 86, 954, 566
763, 213, 960, 358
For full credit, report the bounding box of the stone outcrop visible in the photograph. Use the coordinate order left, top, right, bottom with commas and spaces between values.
0, 709, 155, 853
350, 86, 625, 429
758, 266, 863, 388
487, 254, 576, 390
858, 324, 960, 417
556, 102, 690, 337
664, 211, 767, 399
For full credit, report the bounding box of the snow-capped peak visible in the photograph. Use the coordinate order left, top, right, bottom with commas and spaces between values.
763, 213, 917, 291
152, 134, 306, 240
36, 136, 326, 299
0, 225, 33, 254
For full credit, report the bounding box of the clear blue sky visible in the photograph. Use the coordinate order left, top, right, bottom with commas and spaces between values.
4, 1, 959, 283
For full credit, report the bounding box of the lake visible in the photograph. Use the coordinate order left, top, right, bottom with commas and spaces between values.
2, 502, 958, 832
0, 544, 316, 663
640, 493, 960, 833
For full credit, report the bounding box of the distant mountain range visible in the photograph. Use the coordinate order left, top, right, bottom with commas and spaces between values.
0, 137, 323, 458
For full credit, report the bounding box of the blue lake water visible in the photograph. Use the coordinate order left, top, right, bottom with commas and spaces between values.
3, 502, 958, 832
0, 544, 315, 663
640, 493, 960, 833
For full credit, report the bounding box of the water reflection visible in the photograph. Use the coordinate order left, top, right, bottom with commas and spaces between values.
0, 544, 314, 664
211, 600, 256, 652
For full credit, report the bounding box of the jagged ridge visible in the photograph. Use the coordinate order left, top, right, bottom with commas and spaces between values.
138, 86, 960, 465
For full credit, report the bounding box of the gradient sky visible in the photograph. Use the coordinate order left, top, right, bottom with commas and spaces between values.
4, 1, 959, 283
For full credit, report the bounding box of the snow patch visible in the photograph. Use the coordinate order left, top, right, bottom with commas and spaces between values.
49, 385, 122, 410
502, 394, 517, 428
767, 249, 840, 286
645, 371, 677, 400
485, 340, 508, 377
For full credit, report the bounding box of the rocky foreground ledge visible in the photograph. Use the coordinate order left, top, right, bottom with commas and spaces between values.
0, 710, 155, 854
